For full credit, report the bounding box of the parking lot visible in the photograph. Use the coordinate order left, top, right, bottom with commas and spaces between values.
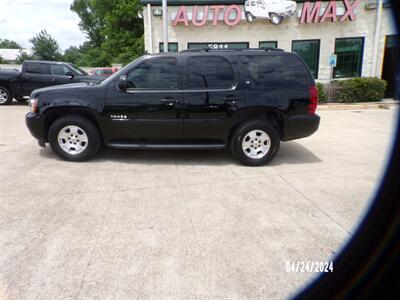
0, 103, 398, 300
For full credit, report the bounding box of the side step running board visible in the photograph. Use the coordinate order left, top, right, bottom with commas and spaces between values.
106, 143, 226, 150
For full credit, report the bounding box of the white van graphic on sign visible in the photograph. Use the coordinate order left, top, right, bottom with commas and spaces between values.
244, 0, 297, 25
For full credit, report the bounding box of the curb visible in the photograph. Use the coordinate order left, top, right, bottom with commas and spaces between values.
318, 101, 399, 111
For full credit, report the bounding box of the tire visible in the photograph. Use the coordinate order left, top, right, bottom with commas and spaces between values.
0, 86, 12, 105
270, 13, 283, 25
230, 120, 280, 166
48, 115, 101, 162
245, 12, 254, 22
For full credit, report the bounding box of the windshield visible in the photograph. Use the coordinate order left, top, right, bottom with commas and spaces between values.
68, 64, 88, 76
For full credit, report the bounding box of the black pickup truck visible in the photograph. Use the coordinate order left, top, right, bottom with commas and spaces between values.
0, 60, 103, 105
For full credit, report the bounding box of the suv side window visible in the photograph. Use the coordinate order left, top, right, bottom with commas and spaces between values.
25, 63, 50, 75
187, 56, 235, 89
239, 54, 312, 87
51, 64, 71, 76
126, 57, 179, 89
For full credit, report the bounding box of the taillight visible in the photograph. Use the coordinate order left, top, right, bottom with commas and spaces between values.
308, 85, 318, 114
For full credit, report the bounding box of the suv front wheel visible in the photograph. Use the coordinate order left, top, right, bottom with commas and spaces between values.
231, 120, 280, 166
48, 115, 101, 162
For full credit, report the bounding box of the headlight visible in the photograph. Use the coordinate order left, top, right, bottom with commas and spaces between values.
29, 98, 38, 113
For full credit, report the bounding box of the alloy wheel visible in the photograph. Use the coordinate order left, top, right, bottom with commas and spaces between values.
57, 125, 89, 155
0, 88, 9, 104
242, 129, 271, 159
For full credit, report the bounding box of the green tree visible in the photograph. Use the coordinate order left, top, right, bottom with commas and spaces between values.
30, 29, 62, 61
71, 0, 105, 48
15, 50, 35, 64
100, 0, 144, 65
71, 0, 144, 66
0, 55, 6, 63
76, 45, 111, 67
0, 38, 22, 49
62, 46, 82, 64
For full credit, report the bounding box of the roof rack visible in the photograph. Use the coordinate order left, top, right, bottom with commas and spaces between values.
180, 48, 284, 53
246, 48, 284, 52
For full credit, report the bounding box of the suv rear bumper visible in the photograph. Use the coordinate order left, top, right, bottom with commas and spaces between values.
281, 114, 320, 141
26, 112, 46, 146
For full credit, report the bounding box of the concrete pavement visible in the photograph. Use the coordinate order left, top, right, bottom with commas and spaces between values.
0, 103, 398, 300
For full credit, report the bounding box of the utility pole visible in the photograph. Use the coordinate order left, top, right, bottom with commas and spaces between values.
162, 0, 168, 52
147, 4, 153, 54
371, 0, 383, 77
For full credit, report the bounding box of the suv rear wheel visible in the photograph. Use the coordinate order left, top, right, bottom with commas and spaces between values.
245, 12, 254, 22
231, 120, 280, 166
48, 115, 101, 162
0, 87, 12, 105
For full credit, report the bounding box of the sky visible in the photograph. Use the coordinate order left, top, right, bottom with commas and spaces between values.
0, 0, 87, 51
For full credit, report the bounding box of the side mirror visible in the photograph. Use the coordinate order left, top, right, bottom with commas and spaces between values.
117, 75, 128, 91
65, 71, 75, 79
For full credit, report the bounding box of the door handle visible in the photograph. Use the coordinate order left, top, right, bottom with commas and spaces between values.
161, 97, 179, 106
223, 96, 240, 104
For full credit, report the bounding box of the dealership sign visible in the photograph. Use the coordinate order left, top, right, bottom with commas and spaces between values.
172, 0, 360, 27
300, 0, 360, 23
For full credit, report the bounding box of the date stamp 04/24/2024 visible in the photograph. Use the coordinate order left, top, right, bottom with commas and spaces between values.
286, 261, 334, 273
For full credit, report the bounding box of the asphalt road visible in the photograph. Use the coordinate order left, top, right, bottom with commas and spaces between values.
0, 103, 398, 300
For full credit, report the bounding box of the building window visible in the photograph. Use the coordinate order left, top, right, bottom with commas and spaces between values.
385, 35, 399, 48
159, 42, 178, 53
333, 37, 364, 78
292, 40, 320, 79
259, 41, 278, 49
188, 42, 249, 50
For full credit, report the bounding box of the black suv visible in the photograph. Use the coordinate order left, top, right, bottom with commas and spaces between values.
25, 49, 320, 166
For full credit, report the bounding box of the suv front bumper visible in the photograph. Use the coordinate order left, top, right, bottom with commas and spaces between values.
281, 114, 320, 141
26, 112, 46, 147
